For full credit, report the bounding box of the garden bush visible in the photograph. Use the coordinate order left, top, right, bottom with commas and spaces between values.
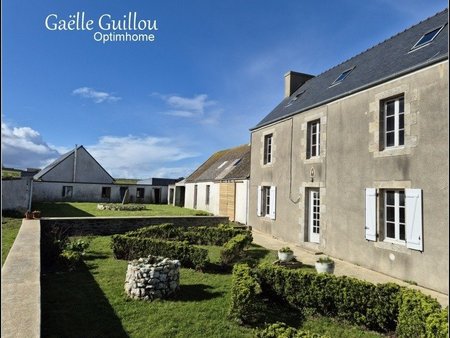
228, 264, 263, 324
256, 322, 329, 338
111, 234, 209, 270
396, 288, 448, 338
97, 203, 146, 211
257, 263, 404, 333
220, 233, 253, 265
129, 223, 251, 246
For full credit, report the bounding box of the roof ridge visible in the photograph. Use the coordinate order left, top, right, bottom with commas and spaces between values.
293, 8, 448, 94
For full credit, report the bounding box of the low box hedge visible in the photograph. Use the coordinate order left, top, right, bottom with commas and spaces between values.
228, 263, 263, 324
111, 234, 209, 270
229, 262, 448, 337
220, 233, 253, 265
129, 223, 250, 246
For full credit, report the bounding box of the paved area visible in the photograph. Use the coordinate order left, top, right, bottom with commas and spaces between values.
1, 219, 40, 338
251, 228, 448, 307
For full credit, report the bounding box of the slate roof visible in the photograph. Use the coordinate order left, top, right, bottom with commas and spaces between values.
33, 147, 79, 181
33, 145, 115, 182
185, 144, 251, 183
252, 9, 449, 130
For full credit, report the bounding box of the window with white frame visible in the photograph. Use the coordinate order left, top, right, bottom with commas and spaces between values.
263, 134, 273, 164
365, 188, 423, 251
205, 185, 210, 205
382, 96, 404, 148
384, 190, 406, 243
257, 185, 276, 219
307, 119, 320, 158
62, 186, 73, 198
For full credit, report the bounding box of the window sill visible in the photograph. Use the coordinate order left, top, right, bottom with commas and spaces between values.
304, 157, 323, 164
374, 240, 411, 254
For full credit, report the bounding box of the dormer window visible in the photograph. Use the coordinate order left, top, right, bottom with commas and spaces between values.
330, 67, 355, 86
411, 25, 445, 51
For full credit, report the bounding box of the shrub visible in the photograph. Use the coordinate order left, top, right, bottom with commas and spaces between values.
220, 233, 253, 265
256, 263, 402, 332
130, 223, 250, 246
396, 288, 447, 338
65, 238, 90, 255
228, 264, 263, 324
60, 250, 83, 271
256, 322, 330, 338
41, 223, 70, 268
111, 234, 209, 270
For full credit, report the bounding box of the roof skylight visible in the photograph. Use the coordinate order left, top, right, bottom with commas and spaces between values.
411, 25, 445, 51
217, 161, 228, 169
285, 90, 306, 107
330, 67, 355, 86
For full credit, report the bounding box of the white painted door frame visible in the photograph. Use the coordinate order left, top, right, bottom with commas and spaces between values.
308, 189, 320, 243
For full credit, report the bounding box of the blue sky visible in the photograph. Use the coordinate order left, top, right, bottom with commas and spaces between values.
2, 0, 447, 178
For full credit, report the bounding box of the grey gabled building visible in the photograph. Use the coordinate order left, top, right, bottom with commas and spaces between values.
249, 9, 448, 293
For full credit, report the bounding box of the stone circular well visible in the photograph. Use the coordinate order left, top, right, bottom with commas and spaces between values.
124, 255, 180, 301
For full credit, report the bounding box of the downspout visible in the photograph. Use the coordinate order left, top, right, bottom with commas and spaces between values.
28, 179, 33, 211
289, 118, 301, 204
73, 145, 78, 182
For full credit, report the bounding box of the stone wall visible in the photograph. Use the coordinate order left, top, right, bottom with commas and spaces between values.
125, 256, 180, 300
1, 178, 32, 212
40, 216, 230, 236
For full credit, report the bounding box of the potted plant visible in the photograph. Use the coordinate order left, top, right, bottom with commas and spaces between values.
278, 247, 294, 262
32, 210, 41, 219
24, 210, 33, 219
315, 256, 335, 274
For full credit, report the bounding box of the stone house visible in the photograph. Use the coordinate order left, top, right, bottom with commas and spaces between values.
177, 144, 250, 224
249, 10, 448, 293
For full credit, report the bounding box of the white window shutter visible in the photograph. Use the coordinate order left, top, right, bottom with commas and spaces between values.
405, 189, 423, 251
365, 188, 377, 241
269, 186, 276, 220
257, 186, 262, 216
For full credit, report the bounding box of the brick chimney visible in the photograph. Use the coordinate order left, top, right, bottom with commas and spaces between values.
284, 71, 314, 98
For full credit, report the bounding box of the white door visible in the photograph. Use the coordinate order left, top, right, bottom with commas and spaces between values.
309, 189, 320, 243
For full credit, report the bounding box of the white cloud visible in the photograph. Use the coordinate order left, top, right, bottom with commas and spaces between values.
86, 135, 199, 178
155, 93, 221, 125
72, 87, 121, 103
1, 121, 62, 168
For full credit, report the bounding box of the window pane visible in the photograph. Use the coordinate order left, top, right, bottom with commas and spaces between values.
399, 192, 405, 206
399, 130, 404, 145
399, 207, 405, 223
400, 224, 405, 241
386, 101, 395, 116
386, 132, 395, 147
386, 207, 395, 222
386, 116, 395, 131
386, 191, 395, 205
399, 113, 404, 129
386, 223, 395, 238
399, 98, 404, 112
311, 145, 316, 156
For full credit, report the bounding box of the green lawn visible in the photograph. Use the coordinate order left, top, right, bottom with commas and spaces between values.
32, 202, 210, 218
1, 217, 22, 265
41, 236, 384, 338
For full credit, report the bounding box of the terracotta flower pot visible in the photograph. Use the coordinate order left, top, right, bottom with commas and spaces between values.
32, 211, 41, 219
25, 211, 33, 220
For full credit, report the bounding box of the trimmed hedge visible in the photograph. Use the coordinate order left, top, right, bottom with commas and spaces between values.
111, 234, 208, 269
396, 288, 449, 338
257, 263, 402, 332
256, 322, 330, 338
129, 223, 250, 246
229, 263, 447, 336
220, 233, 253, 265
228, 264, 263, 324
